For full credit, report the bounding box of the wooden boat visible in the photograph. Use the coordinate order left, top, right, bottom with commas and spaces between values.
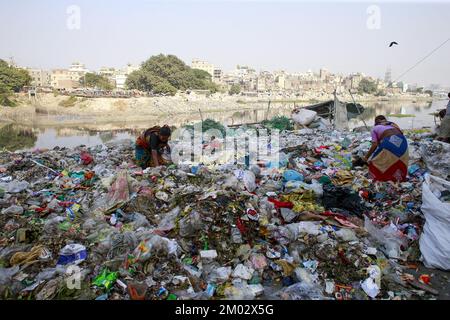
303, 99, 365, 120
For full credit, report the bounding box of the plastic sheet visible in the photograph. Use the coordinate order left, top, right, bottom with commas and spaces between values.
419, 174, 450, 270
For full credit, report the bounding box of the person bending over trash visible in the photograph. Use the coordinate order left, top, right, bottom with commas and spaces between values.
437, 92, 450, 143
135, 125, 172, 168
362, 115, 409, 182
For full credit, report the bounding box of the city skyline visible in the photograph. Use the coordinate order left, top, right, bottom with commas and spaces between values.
1, 1, 449, 87
8, 58, 444, 91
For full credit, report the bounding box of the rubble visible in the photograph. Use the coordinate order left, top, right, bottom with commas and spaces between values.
0, 124, 449, 300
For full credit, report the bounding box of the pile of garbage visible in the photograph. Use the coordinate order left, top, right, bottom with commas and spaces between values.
0, 126, 449, 300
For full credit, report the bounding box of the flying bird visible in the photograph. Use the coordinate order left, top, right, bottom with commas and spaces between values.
389, 41, 398, 47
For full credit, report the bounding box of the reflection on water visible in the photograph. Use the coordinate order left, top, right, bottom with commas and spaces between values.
0, 124, 37, 151
0, 100, 445, 151
352, 101, 437, 130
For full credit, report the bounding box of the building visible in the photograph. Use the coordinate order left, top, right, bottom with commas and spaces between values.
113, 74, 128, 90
276, 73, 287, 90
68, 62, 89, 82
213, 69, 222, 83
98, 67, 116, 78
256, 71, 275, 92
191, 59, 215, 77
402, 83, 408, 93
319, 68, 329, 81
349, 73, 364, 90
384, 67, 392, 84
50, 69, 79, 90
69, 62, 89, 73
28, 69, 51, 87
124, 64, 139, 75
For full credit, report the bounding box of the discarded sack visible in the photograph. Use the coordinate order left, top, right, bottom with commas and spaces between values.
292, 109, 317, 126
419, 174, 450, 270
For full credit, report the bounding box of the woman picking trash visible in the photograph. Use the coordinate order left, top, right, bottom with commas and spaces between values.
135, 125, 172, 168
363, 115, 409, 182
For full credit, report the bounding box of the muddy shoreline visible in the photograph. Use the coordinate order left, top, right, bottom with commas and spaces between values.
1, 93, 434, 127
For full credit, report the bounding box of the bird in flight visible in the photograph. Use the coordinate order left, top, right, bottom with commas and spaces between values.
389, 41, 399, 47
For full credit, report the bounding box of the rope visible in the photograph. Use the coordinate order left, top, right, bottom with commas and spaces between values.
393, 37, 450, 83
10, 245, 46, 266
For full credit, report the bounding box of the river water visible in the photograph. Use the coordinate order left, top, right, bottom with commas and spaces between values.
0, 100, 446, 151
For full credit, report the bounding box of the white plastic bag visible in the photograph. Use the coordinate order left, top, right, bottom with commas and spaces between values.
420, 141, 450, 180
292, 109, 317, 126
419, 174, 450, 270
243, 170, 257, 192
364, 216, 407, 260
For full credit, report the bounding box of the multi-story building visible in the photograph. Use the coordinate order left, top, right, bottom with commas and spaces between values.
68, 62, 89, 83
319, 68, 329, 81
352, 73, 364, 89
384, 67, 392, 84
28, 69, 51, 87
99, 67, 116, 78
213, 69, 223, 83
256, 71, 275, 92
124, 64, 139, 75
191, 59, 215, 77
113, 74, 128, 90
50, 69, 79, 90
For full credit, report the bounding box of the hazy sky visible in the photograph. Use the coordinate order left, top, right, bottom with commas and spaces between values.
1, 0, 449, 86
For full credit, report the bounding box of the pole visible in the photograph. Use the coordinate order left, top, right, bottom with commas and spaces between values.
348, 89, 369, 131
265, 99, 271, 121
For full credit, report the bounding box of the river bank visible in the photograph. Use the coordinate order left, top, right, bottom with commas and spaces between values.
0, 93, 435, 127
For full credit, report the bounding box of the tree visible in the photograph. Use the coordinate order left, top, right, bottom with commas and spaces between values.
424, 90, 433, 97
0, 124, 37, 151
80, 73, 113, 90
228, 84, 241, 95
125, 54, 218, 95
153, 81, 177, 95
357, 79, 377, 95
0, 59, 31, 106
0, 82, 15, 106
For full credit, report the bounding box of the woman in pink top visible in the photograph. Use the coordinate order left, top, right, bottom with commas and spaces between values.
363, 115, 409, 182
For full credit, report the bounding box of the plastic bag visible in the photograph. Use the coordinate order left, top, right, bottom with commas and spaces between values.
284, 180, 323, 197
207, 266, 232, 283
292, 109, 317, 126
364, 216, 407, 260
106, 170, 130, 207
1, 205, 24, 215
273, 282, 325, 300
224, 280, 257, 300
132, 235, 179, 263
419, 174, 450, 270
420, 141, 450, 180
179, 210, 203, 237
2, 180, 29, 193
283, 170, 304, 182
361, 265, 381, 298
243, 170, 257, 192
156, 207, 180, 232
232, 264, 254, 280
131, 212, 151, 229
0, 265, 20, 286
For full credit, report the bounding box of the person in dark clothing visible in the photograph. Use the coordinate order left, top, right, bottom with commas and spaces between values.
135, 125, 172, 168
437, 92, 450, 143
